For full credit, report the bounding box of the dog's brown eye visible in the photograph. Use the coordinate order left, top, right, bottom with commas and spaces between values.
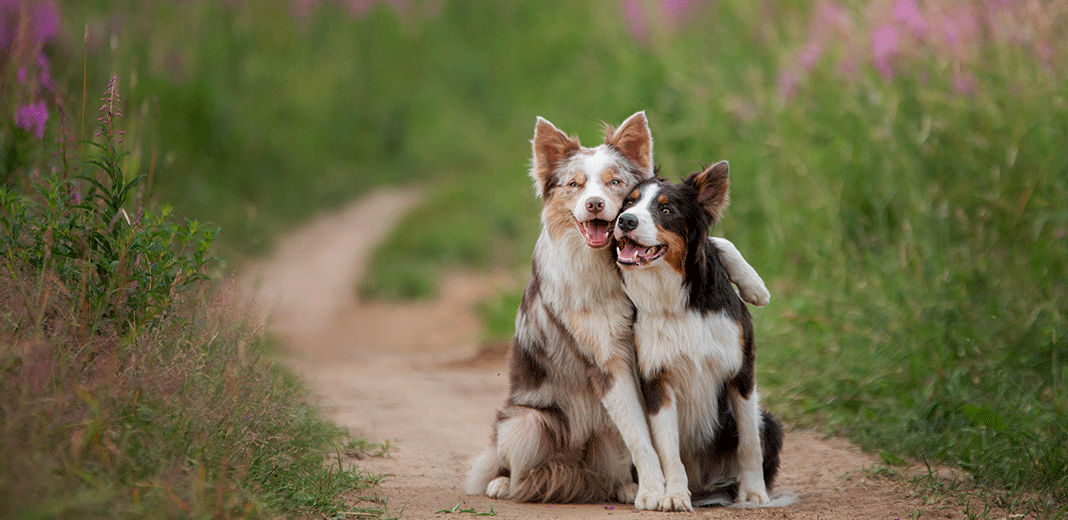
661, 207, 671, 215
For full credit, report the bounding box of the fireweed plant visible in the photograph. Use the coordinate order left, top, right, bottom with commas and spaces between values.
0, 67, 385, 520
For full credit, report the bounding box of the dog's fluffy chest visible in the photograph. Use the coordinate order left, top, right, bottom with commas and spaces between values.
625, 264, 744, 443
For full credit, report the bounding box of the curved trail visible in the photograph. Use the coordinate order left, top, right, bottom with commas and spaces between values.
241, 188, 966, 519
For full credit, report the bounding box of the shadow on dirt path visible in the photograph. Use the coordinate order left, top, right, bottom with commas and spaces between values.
239, 188, 968, 520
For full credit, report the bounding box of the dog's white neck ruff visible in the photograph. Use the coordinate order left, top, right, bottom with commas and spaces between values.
535, 225, 627, 311
621, 261, 687, 315
623, 260, 744, 446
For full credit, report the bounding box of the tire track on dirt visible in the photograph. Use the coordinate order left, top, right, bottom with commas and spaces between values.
240, 188, 969, 519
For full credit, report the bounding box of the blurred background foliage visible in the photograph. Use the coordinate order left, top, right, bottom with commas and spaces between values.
2, 0, 1065, 517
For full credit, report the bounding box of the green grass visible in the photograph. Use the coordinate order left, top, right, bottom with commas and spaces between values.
0, 274, 389, 519
6, 0, 1063, 516
348, 1, 1066, 516
1, 65, 389, 516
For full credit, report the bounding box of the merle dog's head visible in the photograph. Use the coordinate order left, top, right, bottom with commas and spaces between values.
614, 161, 729, 273
528, 112, 656, 249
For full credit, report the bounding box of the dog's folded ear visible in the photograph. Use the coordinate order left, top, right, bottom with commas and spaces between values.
603, 111, 654, 179
531, 117, 580, 199
686, 160, 730, 222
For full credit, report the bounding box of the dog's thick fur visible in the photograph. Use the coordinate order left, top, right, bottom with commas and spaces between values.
614, 162, 783, 511
466, 114, 773, 510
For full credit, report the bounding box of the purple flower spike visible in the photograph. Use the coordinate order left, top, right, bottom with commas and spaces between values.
661, 0, 695, 25
36, 53, 55, 91
892, 0, 926, 38
15, 101, 49, 139
871, 24, 900, 79
777, 70, 800, 100
31, 2, 60, 45
16, 67, 26, 83
622, 0, 649, 43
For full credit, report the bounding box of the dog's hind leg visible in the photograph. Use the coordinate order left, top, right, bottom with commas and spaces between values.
493, 405, 610, 503
709, 237, 770, 307
582, 428, 637, 503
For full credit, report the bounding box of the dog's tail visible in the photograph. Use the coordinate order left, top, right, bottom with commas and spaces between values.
465, 447, 500, 495
508, 458, 610, 503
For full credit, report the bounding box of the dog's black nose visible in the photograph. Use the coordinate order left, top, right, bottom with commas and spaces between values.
585, 197, 605, 215
617, 213, 638, 232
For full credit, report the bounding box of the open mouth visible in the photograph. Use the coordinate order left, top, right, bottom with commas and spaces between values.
575, 218, 613, 248
616, 236, 666, 266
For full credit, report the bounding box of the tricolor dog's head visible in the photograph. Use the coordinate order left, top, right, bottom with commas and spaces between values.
530, 111, 655, 249
614, 161, 730, 272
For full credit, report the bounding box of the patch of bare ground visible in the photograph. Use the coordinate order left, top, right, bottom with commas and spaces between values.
241, 188, 975, 519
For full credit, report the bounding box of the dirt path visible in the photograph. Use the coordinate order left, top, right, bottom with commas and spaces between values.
241, 189, 966, 520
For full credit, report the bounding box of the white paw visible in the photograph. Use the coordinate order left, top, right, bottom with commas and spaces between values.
736, 485, 770, 505
614, 482, 638, 503
486, 476, 510, 499
633, 484, 663, 511
658, 488, 693, 512
738, 280, 770, 307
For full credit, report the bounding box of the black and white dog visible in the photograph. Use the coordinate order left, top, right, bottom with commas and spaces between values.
467, 115, 773, 510
614, 161, 783, 511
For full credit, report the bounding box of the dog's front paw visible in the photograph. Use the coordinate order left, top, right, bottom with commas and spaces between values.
486, 476, 510, 499
614, 482, 638, 503
633, 484, 663, 511
738, 281, 770, 307
736, 481, 770, 506
658, 488, 693, 512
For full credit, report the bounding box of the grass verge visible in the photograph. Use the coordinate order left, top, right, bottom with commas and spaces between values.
360, 1, 1067, 516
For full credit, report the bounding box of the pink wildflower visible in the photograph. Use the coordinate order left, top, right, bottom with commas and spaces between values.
661, 0, 696, 25
777, 70, 800, 100
346, 0, 374, 18
892, 0, 926, 37
15, 101, 49, 139
814, 1, 851, 33
290, 0, 316, 19
622, 0, 649, 43
952, 70, 976, 95
871, 24, 900, 79
30, 2, 59, 44
36, 53, 55, 91
16, 67, 26, 83
799, 39, 825, 72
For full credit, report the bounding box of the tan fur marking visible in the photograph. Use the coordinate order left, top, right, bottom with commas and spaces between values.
629, 189, 641, 201
600, 167, 618, 185
658, 228, 688, 275
543, 170, 587, 241
603, 113, 652, 173
657, 194, 668, 205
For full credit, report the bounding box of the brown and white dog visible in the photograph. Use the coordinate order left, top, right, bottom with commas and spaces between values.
613, 162, 783, 511
466, 113, 771, 509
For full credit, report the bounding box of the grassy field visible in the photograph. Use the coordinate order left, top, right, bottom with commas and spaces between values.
1, 3, 393, 517
356, 1, 1067, 516
3, 0, 1064, 518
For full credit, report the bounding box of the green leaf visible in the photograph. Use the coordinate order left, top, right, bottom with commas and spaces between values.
961, 403, 1006, 434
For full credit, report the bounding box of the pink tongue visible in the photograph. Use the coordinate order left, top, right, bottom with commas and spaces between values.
585, 221, 611, 245
618, 242, 645, 262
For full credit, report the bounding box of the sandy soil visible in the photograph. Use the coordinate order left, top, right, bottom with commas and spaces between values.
240, 188, 967, 520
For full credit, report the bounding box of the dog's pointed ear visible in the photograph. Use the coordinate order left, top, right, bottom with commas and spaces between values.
531, 117, 580, 198
686, 160, 730, 222
604, 110, 654, 178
